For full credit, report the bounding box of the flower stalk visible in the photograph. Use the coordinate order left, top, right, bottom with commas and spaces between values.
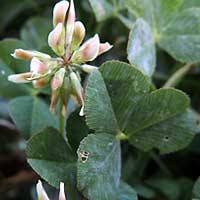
163, 63, 195, 88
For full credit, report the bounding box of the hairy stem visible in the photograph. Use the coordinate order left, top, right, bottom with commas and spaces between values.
163, 63, 194, 88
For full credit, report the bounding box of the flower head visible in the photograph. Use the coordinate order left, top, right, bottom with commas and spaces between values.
36, 180, 66, 200
8, 0, 112, 117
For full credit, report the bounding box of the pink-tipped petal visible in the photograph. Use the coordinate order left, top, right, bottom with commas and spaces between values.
8, 72, 32, 83
36, 180, 50, 200
71, 34, 100, 63
12, 49, 51, 61
71, 21, 86, 51
59, 182, 66, 200
33, 78, 49, 88
65, 0, 76, 54
48, 23, 65, 56
98, 42, 113, 56
30, 58, 48, 74
53, 0, 69, 27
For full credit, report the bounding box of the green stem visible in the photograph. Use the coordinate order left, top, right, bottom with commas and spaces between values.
163, 63, 194, 88
59, 100, 65, 138
150, 152, 172, 177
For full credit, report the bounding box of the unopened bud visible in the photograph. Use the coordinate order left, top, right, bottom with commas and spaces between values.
71, 34, 100, 64
70, 71, 84, 116
59, 182, 66, 200
30, 58, 48, 75
48, 23, 65, 56
12, 49, 51, 61
8, 72, 32, 83
60, 76, 71, 117
65, 0, 75, 53
51, 68, 65, 91
80, 64, 98, 74
98, 42, 113, 56
53, 0, 69, 27
71, 21, 86, 51
36, 180, 50, 200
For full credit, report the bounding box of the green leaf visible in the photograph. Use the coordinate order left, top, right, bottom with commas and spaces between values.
85, 61, 151, 134
26, 127, 82, 200
127, 18, 156, 76
20, 17, 52, 50
85, 61, 195, 153
130, 110, 196, 154
9, 96, 58, 138
193, 177, 200, 198
0, 39, 31, 98
117, 182, 138, 200
77, 134, 121, 200
0, 39, 29, 73
158, 8, 200, 63
67, 110, 89, 152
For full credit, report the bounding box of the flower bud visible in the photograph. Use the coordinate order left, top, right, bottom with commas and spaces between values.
65, 0, 75, 54
98, 42, 113, 56
12, 49, 51, 61
51, 68, 66, 91
30, 58, 48, 75
8, 72, 32, 83
48, 23, 65, 56
59, 182, 66, 200
70, 71, 84, 116
80, 64, 98, 74
71, 21, 86, 51
36, 180, 50, 200
53, 0, 69, 27
71, 34, 100, 64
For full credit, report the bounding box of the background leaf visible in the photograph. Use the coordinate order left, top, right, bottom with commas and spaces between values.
127, 18, 156, 76
77, 133, 121, 200
0, 39, 31, 98
88, 0, 126, 22
158, 8, 200, 63
9, 96, 58, 138
20, 17, 52, 50
88, 0, 113, 21
193, 177, 200, 199
0, 0, 36, 32
126, 0, 200, 63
